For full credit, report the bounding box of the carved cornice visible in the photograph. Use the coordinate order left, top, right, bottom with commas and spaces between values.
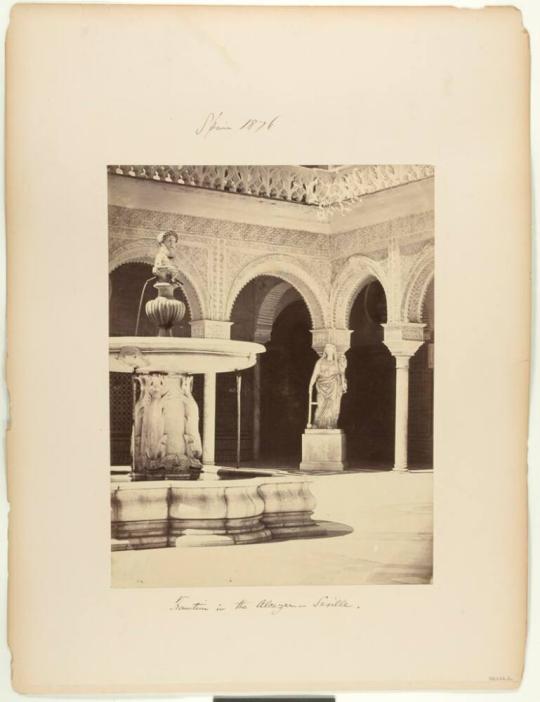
108, 165, 434, 213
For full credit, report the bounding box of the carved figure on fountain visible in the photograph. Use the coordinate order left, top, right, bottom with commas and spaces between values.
146, 231, 186, 336
181, 375, 203, 467
141, 375, 168, 470
161, 375, 188, 464
152, 230, 183, 284
131, 375, 147, 474
131, 373, 203, 478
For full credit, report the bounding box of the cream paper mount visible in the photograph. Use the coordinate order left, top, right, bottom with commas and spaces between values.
6, 4, 529, 695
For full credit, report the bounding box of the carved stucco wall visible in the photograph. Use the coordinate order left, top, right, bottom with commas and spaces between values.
109, 205, 435, 332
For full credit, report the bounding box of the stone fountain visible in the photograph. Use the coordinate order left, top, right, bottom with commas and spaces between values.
110, 231, 326, 550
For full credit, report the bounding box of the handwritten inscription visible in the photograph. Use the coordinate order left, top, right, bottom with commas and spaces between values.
170, 594, 360, 615
195, 112, 279, 138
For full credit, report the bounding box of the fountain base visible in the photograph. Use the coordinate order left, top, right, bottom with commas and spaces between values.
132, 467, 202, 481
111, 469, 321, 550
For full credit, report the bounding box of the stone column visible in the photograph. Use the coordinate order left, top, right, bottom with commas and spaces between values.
190, 320, 233, 468
383, 323, 426, 472
203, 373, 216, 466
393, 355, 411, 472
252, 360, 261, 462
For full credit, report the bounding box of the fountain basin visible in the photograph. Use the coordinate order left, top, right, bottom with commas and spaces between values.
109, 336, 265, 374
111, 469, 323, 549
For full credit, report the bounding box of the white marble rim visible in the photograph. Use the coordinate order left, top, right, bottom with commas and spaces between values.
111, 474, 313, 491
109, 336, 265, 374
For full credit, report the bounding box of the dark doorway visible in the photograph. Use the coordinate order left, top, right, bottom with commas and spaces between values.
408, 279, 434, 467
260, 300, 318, 464
216, 276, 316, 467
340, 281, 395, 466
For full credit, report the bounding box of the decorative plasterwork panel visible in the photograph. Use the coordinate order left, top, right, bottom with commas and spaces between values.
109, 205, 330, 255
331, 255, 390, 328
400, 244, 435, 323
332, 220, 392, 259
223, 247, 264, 296
108, 205, 434, 328
332, 211, 434, 260
224, 253, 329, 328
225, 243, 332, 300
109, 239, 153, 270
399, 240, 430, 257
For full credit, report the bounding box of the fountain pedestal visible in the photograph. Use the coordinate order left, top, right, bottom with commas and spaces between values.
300, 428, 347, 472
110, 336, 265, 479
132, 373, 202, 480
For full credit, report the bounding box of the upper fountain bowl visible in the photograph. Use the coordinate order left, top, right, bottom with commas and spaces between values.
109, 337, 265, 374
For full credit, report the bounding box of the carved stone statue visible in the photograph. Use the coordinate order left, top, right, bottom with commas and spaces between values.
141, 375, 168, 466
146, 231, 186, 336
152, 230, 183, 284
180, 375, 203, 467
131, 373, 203, 478
308, 343, 347, 429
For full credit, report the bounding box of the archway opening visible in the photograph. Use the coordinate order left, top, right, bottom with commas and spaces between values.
215, 276, 317, 467
340, 280, 395, 467
408, 279, 434, 467
260, 299, 317, 464
108, 262, 195, 466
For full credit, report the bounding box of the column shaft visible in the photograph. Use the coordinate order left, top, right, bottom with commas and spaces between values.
203, 373, 216, 466
252, 360, 261, 462
394, 356, 410, 471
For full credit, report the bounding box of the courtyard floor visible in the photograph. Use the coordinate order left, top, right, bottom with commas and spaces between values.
112, 469, 433, 588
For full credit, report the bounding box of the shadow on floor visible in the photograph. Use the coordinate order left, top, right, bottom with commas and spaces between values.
269, 520, 354, 544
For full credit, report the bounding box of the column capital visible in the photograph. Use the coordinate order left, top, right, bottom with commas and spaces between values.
382, 322, 426, 359
394, 355, 412, 369
190, 319, 232, 340
311, 328, 352, 355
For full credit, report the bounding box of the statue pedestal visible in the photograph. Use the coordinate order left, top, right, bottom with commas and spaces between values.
299, 428, 347, 472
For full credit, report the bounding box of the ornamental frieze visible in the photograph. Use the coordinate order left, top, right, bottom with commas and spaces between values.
109, 205, 330, 254
332, 211, 434, 260
225, 244, 332, 299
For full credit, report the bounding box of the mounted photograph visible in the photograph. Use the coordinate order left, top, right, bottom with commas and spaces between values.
108, 164, 435, 587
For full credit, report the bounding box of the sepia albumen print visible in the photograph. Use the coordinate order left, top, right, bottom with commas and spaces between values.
108, 164, 434, 587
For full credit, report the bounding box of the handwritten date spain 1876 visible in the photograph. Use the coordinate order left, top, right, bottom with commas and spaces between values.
195, 111, 279, 138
